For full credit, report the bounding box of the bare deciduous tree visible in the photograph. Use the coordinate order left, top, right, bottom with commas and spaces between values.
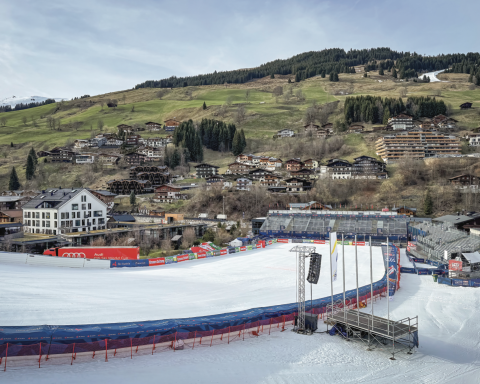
181, 227, 196, 249
272, 86, 283, 97
245, 89, 250, 102
235, 105, 246, 124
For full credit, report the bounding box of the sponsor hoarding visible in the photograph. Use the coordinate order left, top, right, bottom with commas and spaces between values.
148, 258, 165, 266
449, 260, 463, 271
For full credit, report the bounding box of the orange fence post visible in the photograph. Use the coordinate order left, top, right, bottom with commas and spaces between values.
105, 339, 108, 362
192, 331, 197, 349
269, 318, 272, 335
210, 330, 214, 347
130, 338, 133, 359
71, 343, 76, 365
174, 332, 177, 351
243, 324, 245, 341
3, 343, 7, 372
282, 315, 285, 331
38, 342, 42, 368
152, 335, 156, 355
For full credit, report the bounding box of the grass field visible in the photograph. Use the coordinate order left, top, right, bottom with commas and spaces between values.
0, 71, 478, 197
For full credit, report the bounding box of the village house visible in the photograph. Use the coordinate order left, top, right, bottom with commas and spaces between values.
45, 147, 76, 163
468, 133, 480, 147
236, 177, 253, 191
0, 196, 31, 210
304, 123, 319, 134
126, 135, 141, 146
352, 156, 386, 176
285, 178, 312, 193
124, 152, 147, 166
460, 102, 473, 110
164, 119, 181, 132
236, 154, 253, 163
139, 137, 168, 148
0, 210, 23, 223
194, 163, 219, 178
105, 138, 124, 147
74, 139, 90, 149
117, 124, 133, 134
137, 146, 164, 161
248, 168, 273, 181
326, 159, 353, 179
268, 158, 283, 169
145, 122, 162, 131
303, 159, 319, 170
392, 207, 417, 217
206, 175, 224, 184
449, 174, 480, 189
97, 153, 120, 166
285, 159, 304, 172
348, 124, 365, 133
226, 162, 255, 175
90, 136, 107, 147
107, 179, 153, 195
89, 190, 117, 205
275, 129, 295, 138
154, 185, 188, 203
290, 168, 315, 180
75, 153, 95, 164
130, 165, 170, 185
321, 123, 334, 133
260, 174, 282, 187
387, 113, 414, 131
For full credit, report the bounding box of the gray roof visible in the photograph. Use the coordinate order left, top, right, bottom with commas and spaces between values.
93, 190, 117, 197
433, 214, 480, 225
22, 188, 84, 209
110, 214, 136, 222
463, 252, 480, 263
0, 196, 24, 203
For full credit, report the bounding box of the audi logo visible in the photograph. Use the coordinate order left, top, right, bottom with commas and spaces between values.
61, 253, 86, 259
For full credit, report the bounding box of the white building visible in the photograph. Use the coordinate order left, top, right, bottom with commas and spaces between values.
75, 153, 95, 164
22, 188, 108, 235
276, 129, 295, 138
469, 133, 480, 147
74, 139, 90, 149
387, 113, 414, 131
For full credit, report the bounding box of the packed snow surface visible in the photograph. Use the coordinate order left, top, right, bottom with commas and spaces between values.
420, 69, 446, 82
0, 244, 384, 326
2, 248, 480, 383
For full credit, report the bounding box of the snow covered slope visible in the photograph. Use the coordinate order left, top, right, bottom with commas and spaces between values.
3, 249, 480, 383
0, 95, 66, 108
0, 243, 384, 326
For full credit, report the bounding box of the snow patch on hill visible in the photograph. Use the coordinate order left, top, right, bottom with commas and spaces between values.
0, 95, 67, 108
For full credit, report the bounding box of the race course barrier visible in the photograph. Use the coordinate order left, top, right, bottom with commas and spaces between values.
0, 239, 388, 370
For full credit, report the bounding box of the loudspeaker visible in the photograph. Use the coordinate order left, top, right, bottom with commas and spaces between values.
307, 253, 322, 284
294, 313, 318, 332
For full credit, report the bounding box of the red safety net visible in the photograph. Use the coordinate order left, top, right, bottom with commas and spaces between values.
0, 289, 387, 371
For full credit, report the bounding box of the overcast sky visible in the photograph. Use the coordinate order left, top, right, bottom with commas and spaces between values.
1, 0, 479, 100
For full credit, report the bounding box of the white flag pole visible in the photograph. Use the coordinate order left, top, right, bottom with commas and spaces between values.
329, 232, 334, 316
342, 233, 346, 322
355, 234, 359, 324
387, 236, 390, 335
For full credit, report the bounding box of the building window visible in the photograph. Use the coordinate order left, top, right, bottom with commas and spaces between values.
94, 211, 103, 217
75, 220, 81, 227
54, 213, 57, 219
72, 204, 78, 210
46, 212, 50, 219
54, 221, 57, 228
88, 203, 91, 209
46, 221, 50, 228
42, 221, 45, 227
61, 213, 65, 219
82, 204, 86, 210
81, 195, 86, 202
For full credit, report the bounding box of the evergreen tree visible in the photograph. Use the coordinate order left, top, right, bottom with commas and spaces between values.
424, 191, 433, 215
333, 72, 339, 81
320, 70, 326, 78
379, 68, 384, 75
130, 191, 136, 206
469, 73, 473, 82
171, 149, 181, 168
288, 78, 292, 83
240, 129, 246, 151
392, 68, 397, 78
202, 101, 207, 110
329, 72, 334, 81
295, 73, 300, 82
363, 73, 368, 78
29, 147, 38, 165
26, 154, 35, 180
8, 167, 20, 190
232, 130, 242, 156
270, 73, 275, 79
10, 142, 13, 147
382, 109, 390, 125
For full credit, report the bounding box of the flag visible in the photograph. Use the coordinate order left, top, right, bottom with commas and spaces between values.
330, 232, 338, 282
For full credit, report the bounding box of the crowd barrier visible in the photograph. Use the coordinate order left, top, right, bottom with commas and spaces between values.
404, 251, 448, 276
0, 238, 391, 370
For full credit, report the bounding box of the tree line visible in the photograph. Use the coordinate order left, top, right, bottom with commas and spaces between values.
0, 99, 56, 113
344, 95, 447, 124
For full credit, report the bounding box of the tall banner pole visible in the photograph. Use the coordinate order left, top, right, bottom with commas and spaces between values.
355, 234, 359, 324
342, 233, 346, 322
329, 232, 334, 315
387, 236, 390, 335
370, 235, 373, 318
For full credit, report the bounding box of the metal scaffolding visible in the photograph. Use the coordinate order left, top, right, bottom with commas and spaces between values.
290, 245, 316, 334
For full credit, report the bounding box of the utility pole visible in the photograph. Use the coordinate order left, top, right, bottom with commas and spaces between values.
223, 196, 225, 216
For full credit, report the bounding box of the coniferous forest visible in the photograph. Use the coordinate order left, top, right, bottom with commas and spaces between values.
344, 96, 447, 124
0, 99, 56, 113
134, 48, 480, 89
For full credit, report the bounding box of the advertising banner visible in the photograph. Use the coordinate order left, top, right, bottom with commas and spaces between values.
165, 256, 176, 264
387, 244, 398, 301
206, 251, 214, 258
220, 249, 227, 255
267, 240, 273, 245
246, 245, 252, 251
353, 241, 365, 246
449, 260, 463, 271
110, 260, 136, 268
452, 279, 470, 287
313, 240, 325, 244
330, 232, 338, 282
134, 260, 149, 267
272, 239, 277, 243
256, 244, 263, 249
235, 247, 240, 252
240, 246, 247, 252
148, 257, 165, 266
197, 253, 207, 259
407, 241, 416, 249
188, 254, 196, 260
176, 254, 190, 262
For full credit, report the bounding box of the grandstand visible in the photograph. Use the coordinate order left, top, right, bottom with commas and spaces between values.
409, 222, 480, 262
259, 210, 408, 241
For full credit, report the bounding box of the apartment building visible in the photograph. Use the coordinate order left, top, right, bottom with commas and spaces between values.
375, 131, 461, 162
